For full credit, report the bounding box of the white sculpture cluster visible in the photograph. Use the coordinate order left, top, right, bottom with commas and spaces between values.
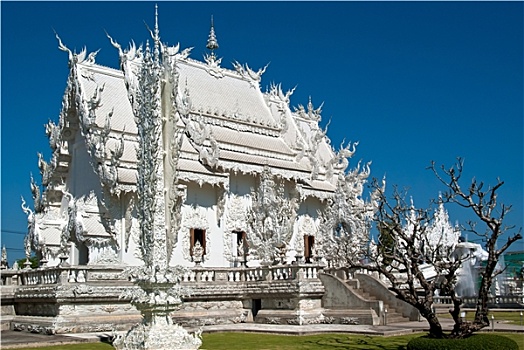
319, 164, 380, 266
390, 197, 462, 265
21, 197, 42, 264
424, 196, 462, 259
109, 7, 201, 350
1, 246, 8, 269
247, 166, 299, 265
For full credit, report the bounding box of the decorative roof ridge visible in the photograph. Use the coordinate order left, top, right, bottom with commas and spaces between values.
292, 96, 324, 123
219, 142, 295, 161
182, 56, 269, 88
214, 159, 324, 186
232, 61, 268, 87
179, 164, 229, 178
188, 110, 281, 136
179, 56, 251, 81
77, 61, 124, 78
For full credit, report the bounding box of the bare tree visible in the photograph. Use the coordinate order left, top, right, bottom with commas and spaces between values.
430, 158, 522, 337
350, 182, 460, 338
345, 158, 521, 339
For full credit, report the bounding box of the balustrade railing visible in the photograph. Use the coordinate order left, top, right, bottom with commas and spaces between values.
181, 264, 321, 284
1, 263, 323, 287
1, 269, 19, 286
21, 269, 62, 285
0, 266, 128, 286
433, 295, 524, 306
434, 296, 453, 305
461, 295, 524, 305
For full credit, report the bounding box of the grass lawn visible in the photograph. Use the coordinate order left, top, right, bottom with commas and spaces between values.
202, 332, 422, 350
439, 310, 524, 326
13, 332, 524, 350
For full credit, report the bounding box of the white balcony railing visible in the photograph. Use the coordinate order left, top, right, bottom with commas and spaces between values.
1, 263, 323, 287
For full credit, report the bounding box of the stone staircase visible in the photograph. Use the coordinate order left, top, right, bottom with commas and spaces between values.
319, 272, 381, 325
353, 288, 410, 324
321, 269, 419, 325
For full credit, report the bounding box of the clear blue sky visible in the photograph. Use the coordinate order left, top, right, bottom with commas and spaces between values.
2, 2, 523, 264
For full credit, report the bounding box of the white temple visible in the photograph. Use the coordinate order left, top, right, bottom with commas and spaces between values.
25, 22, 357, 271
1, 12, 427, 336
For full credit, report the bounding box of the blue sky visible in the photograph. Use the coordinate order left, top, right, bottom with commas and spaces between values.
2, 2, 523, 264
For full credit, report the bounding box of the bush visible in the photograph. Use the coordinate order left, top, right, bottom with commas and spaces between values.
406, 334, 519, 350
16, 255, 39, 269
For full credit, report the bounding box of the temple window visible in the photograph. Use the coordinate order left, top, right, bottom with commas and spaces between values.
233, 230, 247, 257
190, 228, 206, 256
304, 235, 314, 263
234, 231, 246, 246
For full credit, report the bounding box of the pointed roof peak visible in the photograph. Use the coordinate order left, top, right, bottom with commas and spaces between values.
154, 4, 159, 39
153, 4, 160, 60
206, 15, 219, 52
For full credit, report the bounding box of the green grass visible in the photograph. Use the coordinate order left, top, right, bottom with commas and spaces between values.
14, 332, 524, 350
439, 310, 524, 326
202, 332, 422, 350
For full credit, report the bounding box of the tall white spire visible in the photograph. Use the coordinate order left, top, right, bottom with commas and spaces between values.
153, 3, 161, 63
206, 15, 219, 57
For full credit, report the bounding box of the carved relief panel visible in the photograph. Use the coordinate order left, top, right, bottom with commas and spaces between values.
297, 214, 318, 261
224, 193, 249, 262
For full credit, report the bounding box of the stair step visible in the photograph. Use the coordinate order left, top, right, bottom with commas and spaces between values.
343, 278, 410, 324
385, 316, 409, 324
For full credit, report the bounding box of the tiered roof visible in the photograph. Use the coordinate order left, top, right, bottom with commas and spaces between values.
68, 38, 341, 195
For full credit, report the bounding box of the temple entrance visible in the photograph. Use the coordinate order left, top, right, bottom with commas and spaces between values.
304, 235, 314, 263
252, 299, 261, 317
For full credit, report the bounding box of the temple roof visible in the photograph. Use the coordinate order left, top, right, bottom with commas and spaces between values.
178, 59, 276, 128
65, 44, 342, 195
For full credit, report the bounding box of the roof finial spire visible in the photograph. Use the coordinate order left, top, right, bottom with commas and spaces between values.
154, 4, 159, 40
206, 15, 219, 57
153, 3, 160, 62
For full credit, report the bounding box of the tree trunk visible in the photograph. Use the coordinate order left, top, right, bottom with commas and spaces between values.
427, 315, 444, 338
420, 309, 445, 338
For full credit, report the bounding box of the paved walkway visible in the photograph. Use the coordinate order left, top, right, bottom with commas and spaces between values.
2, 319, 523, 349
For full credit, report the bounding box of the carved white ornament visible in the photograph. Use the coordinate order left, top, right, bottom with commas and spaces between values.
226, 194, 249, 233
204, 54, 224, 78
21, 197, 43, 259
232, 61, 268, 88
223, 194, 249, 262
182, 205, 210, 261
319, 163, 378, 265
247, 166, 299, 264
299, 214, 318, 237
107, 12, 201, 348
182, 113, 220, 167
